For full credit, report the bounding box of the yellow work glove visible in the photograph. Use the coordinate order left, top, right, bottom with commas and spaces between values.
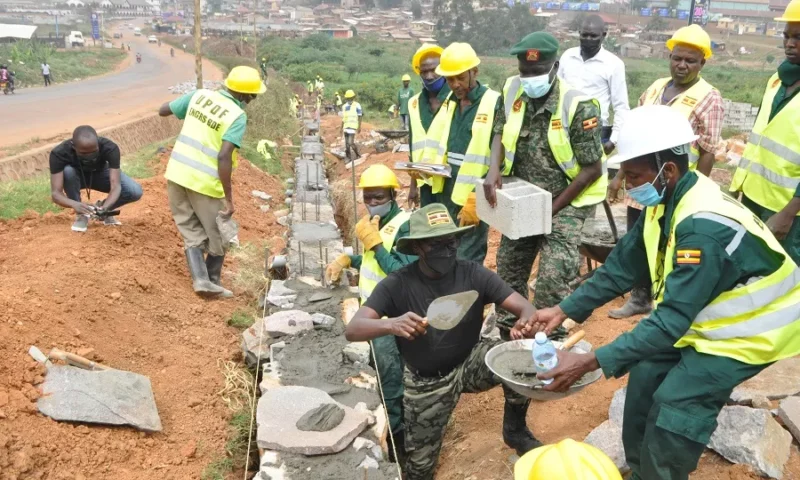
457, 192, 480, 227
356, 214, 382, 251
325, 254, 351, 284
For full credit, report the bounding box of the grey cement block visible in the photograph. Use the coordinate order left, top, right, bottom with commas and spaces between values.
476, 177, 552, 240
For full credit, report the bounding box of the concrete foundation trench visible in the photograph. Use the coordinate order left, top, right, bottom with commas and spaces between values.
244, 115, 401, 479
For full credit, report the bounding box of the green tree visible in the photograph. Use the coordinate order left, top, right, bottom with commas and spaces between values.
412, 0, 423, 19
645, 16, 667, 32
436, 3, 544, 54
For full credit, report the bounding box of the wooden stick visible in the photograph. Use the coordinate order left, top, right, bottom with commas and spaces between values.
48, 348, 110, 371
559, 330, 586, 351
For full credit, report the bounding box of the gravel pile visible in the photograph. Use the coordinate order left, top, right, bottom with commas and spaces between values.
168, 80, 223, 95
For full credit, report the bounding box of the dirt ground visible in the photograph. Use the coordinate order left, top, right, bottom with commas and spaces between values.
317, 114, 800, 480
0, 150, 289, 479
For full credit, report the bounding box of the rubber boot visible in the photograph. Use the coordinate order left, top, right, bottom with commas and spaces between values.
206, 254, 233, 298
502, 399, 542, 455
609, 286, 653, 319
185, 247, 226, 296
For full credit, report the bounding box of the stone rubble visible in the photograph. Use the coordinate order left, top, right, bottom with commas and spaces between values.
709, 405, 791, 479
264, 310, 314, 338
730, 358, 800, 404
267, 280, 297, 308
583, 420, 629, 473
778, 396, 800, 443
343, 342, 371, 365
252, 190, 273, 202
168, 80, 223, 95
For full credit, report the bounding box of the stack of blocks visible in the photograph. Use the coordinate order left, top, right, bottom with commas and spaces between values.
475, 177, 552, 240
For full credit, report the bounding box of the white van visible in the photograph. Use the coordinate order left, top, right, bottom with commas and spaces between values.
134, 27, 142, 36
68, 31, 84, 46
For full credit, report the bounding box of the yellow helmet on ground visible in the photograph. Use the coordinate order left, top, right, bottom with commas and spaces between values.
666, 25, 713, 59
402, 74, 411, 81
776, 0, 800, 21
358, 164, 400, 189
514, 439, 622, 480
224, 66, 267, 94
436, 42, 481, 77
344, 89, 356, 98
412, 43, 444, 75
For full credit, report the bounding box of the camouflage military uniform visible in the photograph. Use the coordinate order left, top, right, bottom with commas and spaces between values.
403, 336, 528, 480
493, 81, 604, 329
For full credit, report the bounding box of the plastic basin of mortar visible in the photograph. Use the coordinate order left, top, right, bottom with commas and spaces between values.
485, 339, 602, 401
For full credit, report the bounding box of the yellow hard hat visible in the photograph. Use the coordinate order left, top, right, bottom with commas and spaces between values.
224, 66, 266, 95
514, 439, 623, 480
435, 42, 481, 77
262, 57, 266, 60
358, 164, 400, 189
402, 74, 411, 81
412, 43, 444, 75
666, 25, 713, 59
344, 89, 356, 98
776, 0, 800, 21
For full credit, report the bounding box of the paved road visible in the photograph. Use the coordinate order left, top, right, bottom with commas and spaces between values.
0, 22, 222, 150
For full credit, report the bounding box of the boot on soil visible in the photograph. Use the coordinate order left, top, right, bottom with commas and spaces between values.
72, 214, 90, 232
185, 247, 226, 296
609, 287, 653, 319
502, 399, 542, 456
206, 254, 233, 298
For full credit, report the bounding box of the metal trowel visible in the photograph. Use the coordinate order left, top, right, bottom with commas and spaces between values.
425, 290, 479, 330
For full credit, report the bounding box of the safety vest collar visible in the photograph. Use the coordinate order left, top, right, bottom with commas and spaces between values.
658, 171, 699, 242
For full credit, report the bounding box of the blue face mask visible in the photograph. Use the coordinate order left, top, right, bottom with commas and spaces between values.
520, 65, 555, 99
627, 164, 667, 207
423, 76, 446, 93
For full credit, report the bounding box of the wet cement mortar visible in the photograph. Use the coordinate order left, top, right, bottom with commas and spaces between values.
264, 255, 397, 478
490, 350, 596, 388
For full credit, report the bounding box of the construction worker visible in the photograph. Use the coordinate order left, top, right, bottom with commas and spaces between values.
315, 75, 325, 95
259, 56, 268, 79
730, 0, 800, 265
325, 164, 414, 456
422, 42, 502, 264
306, 80, 314, 98
521, 105, 800, 480
397, 73, 415, 130
335, 91, 343, 112
290, 94, 299, 118
485, 32, 606, 338
49, 126, 143, 232
346, 203, 543, 480
157, 66, 265, 297
607, 25, 723, 320
342, 89, 362, 162
407, 43, 452, 209
514, 439, 622, 480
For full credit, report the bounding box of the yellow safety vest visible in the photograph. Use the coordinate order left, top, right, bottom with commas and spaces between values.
165, 89, 243, 198
500, 76, 607, 208
343, 101, 362, 131
641, 77, 716, 170
358, 211, 412, 303
336, 95, 342, 107
642, 173, 800, 365
426, 88, 502, 205
408, 91, 453, 188
730, 73, 800, 215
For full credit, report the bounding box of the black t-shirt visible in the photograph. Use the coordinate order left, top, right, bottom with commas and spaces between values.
364, 260, 514, 377
48, 137, 121, 174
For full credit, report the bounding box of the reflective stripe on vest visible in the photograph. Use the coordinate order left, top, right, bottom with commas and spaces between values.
417, 91, 455, 194
343, 102, 361, 131
642, 77, 716, 169
500, 76, 607, 208
429, 88, 502, 206
642, 173, 800, 365
730, 73, 800, 215
165, 89, 244, 198
358, 211, 412, 303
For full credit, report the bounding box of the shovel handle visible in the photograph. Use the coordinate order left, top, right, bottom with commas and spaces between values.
48, 348, 109, 371
559, 330, 585, 351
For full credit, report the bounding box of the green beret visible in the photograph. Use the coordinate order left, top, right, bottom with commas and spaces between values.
510, 31, 559, 62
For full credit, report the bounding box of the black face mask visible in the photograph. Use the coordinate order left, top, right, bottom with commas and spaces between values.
76, 151, 100, 168
422, 243, 458, 275
580, 38, 603, 58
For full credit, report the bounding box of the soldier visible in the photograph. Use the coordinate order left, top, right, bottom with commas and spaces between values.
484, 32, 606, 335
346, 204, 543, 480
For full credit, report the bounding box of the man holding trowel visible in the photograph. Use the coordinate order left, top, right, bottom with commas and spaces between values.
325, 164, 415, 453
346, 203, 543, 479
517, 106, 800, 480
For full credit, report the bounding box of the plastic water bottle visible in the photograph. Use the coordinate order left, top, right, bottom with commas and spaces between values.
532, 332, 558, 385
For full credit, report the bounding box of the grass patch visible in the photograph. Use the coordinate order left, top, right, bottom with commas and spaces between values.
121, 138, 175, 179
229, 241, 270, 298
239, 141, 284, 176
227, 308, 255, 329
0, 174, 59, 220
200, 458, 233, 480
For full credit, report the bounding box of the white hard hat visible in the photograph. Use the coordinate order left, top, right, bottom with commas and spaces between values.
608, 105, 699, 167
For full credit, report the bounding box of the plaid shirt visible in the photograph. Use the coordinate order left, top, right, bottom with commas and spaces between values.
624, 81, 724, 209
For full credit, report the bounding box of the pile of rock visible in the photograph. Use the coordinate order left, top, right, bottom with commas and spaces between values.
714, 136, 748, 165
584, 358, 800, 479
167, 80, 223, 95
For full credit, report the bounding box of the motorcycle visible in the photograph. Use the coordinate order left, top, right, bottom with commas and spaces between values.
136, 54, 141, 64
170, 48, 174, 58
0, 80, 10, 95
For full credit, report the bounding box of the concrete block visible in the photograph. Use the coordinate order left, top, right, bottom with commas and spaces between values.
475, 176, 552, 239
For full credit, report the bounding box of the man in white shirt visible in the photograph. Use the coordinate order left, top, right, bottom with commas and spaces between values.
41, 62, 51, 87
558, 14, 629, 155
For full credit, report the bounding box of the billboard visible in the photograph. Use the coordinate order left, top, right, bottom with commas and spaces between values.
640, 7, 651, 16
91, 12, 100, 40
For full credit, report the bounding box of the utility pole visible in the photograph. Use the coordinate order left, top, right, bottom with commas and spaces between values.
688, 0, 696, 25
253, 0, 257, 64
194, 0, 203, 88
